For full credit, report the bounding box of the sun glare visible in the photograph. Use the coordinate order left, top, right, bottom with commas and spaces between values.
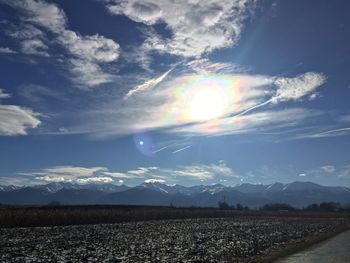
167, 75, 242, 127
187, 86, 226, 121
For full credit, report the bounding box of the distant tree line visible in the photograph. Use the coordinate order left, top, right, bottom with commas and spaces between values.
217, 201, 350, 212
303, 202, 348, 212
218, 201, 249, 211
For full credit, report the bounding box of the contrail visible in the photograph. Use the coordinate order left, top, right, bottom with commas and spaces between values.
124, 66, 175, 100
314, 127, 350, 137
152, 145, 170, 154
232, 99, 272, 118
172, 145, 192, 154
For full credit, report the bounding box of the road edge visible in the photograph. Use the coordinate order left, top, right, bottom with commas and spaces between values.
246, 223, 350, 263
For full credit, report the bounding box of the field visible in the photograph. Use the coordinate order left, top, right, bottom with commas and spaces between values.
1, 207, 349, 263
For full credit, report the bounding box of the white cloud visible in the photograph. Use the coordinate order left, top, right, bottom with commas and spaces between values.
12, 0, 68, 33
25, 166, 103, 183
20, 165, 132, 184
59, 31, 119, 63
77, 177, 114, 184
0, 89, 41, 136
0, 47, 17, 54
106, 0, 255, 57
298, 173, 306, 177
0, 98, 41, 136
61, 31, 120, 87
42, 166, 106, 177
2, 0, 120, 87
34, 175, 66, 183
144, 179, 166, 184
109, 2, 162, 25
308, 93, 318, 101
272, 72, 326, 103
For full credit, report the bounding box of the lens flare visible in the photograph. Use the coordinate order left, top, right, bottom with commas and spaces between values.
133, 132, 155, 157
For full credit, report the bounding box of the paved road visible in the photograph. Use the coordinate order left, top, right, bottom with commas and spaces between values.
277, 230, 350, 263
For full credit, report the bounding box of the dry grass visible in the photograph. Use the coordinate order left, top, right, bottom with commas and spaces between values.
1, 205, 349, 228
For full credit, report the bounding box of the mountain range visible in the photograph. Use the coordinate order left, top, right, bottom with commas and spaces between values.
1, 181, 350, 208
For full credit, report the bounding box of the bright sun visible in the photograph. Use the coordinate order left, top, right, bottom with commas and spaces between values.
187, 86, 226, 121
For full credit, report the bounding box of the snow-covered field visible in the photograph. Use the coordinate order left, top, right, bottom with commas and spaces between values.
0, 217, 344, 262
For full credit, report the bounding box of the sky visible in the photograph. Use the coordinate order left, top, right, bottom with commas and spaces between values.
0, 0, 350, 187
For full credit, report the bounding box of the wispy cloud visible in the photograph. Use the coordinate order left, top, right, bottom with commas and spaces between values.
230, 72, 326, 118
300, 164, 350, 180
10, 163, 350, 187
11, 161, 239, 186
4, 23, 48, 56
0, 46, 17, 54
0, 89, 11, 99
162, 161, 239, 181
338, 114, 350, 123
127, 166, 158, 176
186, 59, 245, 74
298, 127, 350, 139
170, 108, 321, 137
18, 166, 134, 184
20, 38, 49, 57
339, 165, 350, 178
61, 59, 326, 139
320, 165, 336, 173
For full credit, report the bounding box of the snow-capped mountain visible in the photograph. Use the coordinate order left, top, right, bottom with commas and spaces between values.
1, 181, 350, 207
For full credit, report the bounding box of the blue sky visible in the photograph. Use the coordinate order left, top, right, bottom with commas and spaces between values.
0, 0, 350, 187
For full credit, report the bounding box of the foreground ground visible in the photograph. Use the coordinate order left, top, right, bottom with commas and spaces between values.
0, 216, 347, 263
